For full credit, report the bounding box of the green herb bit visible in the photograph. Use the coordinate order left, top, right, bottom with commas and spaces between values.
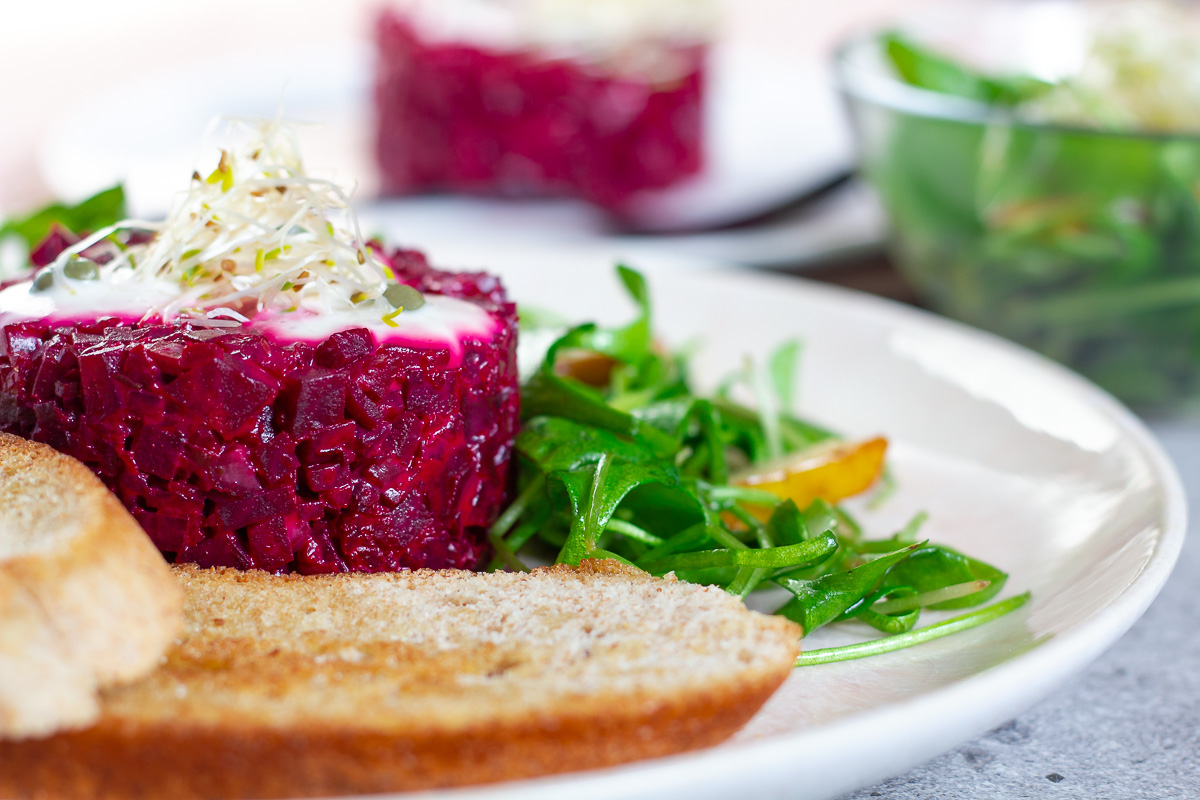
794, 592, 1031, 667
31, 270, 54, 292
384, 283, 425, 310
62, 259, 99, 281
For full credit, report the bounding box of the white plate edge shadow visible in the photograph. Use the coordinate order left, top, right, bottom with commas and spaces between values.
360, 252, 1189, 800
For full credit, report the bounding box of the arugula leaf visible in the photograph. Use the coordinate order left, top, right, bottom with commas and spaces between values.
522, 330, 678, 456
765, 499, 806, 546
566, 265, 651, 363
516, 416, 695, 565
881, 545, 1007, 609
857, 601, 920, 634
640, 531, 836, 574
775, 543, 925, 634
0, 185, 126, 249
500, 264, 1023, 662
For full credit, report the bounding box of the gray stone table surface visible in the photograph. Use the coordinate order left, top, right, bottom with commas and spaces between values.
844, 420, 1200, 800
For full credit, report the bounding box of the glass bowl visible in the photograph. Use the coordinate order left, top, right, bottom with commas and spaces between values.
835, 1, 1200, 411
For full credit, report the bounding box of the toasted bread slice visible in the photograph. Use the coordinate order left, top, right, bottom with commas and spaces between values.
0, 433, 182, 739
1, 561, 799, 799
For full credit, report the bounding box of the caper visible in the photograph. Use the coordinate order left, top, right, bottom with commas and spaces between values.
383, 283, 425, 311
63, 259, 99, 281
32, 270, 54, 292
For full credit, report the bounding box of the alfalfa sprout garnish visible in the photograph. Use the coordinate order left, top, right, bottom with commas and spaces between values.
30, 118, 422, 327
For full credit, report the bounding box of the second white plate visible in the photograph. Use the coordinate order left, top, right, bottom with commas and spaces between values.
38, 40, 853, 235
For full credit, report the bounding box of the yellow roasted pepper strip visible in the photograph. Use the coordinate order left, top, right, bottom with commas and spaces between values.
731, 437, 888, 521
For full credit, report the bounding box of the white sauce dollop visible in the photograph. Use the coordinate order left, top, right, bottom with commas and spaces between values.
0, 279, 501, 361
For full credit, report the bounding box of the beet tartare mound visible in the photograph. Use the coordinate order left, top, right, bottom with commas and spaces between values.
374, 0, 714, 208
0, 122, 518, 574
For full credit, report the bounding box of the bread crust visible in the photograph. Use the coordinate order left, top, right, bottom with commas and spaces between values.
0, 561, 798, 798
0, 672, 781, 799
0, 433, 182, 739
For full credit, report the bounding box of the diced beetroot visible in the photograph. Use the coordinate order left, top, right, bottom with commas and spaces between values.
246, 517, 293, 573
134, 508, 198, 554
294, 529, 348, 575
167, 357, 280, 438
373, 11, 706, 208
131, 427, 186, 480
256, 435, 300, 486
29, 225, 79, 268
182, 532, 253, 570
0, 247, 516, 574
315, 328, 374, 369
212, 445, 263, 496
216, 487, 299, 531
288, 368, 347, 436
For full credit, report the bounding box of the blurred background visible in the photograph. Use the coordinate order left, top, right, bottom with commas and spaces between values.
17, 0, 1200, 418
3, 1, 1200, 798
0, 0, 927, 212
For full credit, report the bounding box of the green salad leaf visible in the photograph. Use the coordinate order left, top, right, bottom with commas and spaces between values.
0, 185, 126, 249
883, 33, 1051, 107
873, 32, 1200, 408
499, 266, 1024, 664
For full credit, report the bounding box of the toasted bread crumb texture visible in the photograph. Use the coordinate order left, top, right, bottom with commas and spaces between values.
0, 433, 182, 740
0, 560, 798, 798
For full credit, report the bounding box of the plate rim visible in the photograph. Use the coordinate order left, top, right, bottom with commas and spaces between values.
375, 251, 1188, 800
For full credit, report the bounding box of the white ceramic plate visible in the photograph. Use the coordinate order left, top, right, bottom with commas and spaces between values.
341, 242, 1181, 800
36, 40, 861, 245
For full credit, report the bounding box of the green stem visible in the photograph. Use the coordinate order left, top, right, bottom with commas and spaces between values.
605, 518, 664, 546
490, 475, 546, 539
487, 533, 530, 572
794, 592, 1030, 667
697, 401, 729, 486
750, 356, 784, 461
707, 485, 785, 506
727, 503, 766, 533
728, 515, 776, 597
727, 567, 769, 598
872, 580, 990, 615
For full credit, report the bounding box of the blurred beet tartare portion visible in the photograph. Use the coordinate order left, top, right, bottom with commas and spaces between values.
374, 0, 713, 208
0, 120, 519, 574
